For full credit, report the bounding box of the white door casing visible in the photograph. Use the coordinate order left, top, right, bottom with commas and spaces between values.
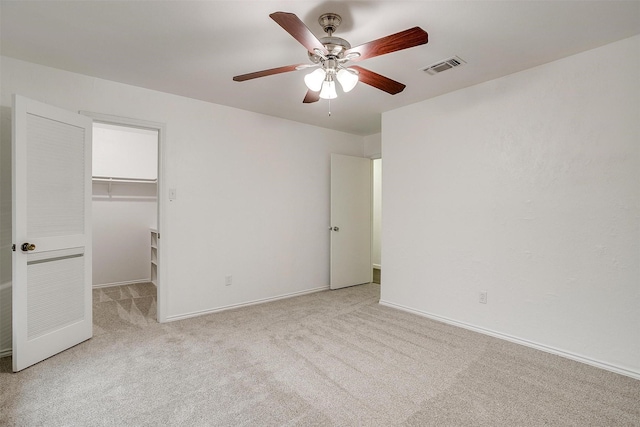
330, 154, 372, 289
12, 95, 93, 372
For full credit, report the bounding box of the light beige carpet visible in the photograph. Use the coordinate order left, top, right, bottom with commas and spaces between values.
1, 283, 638, 426
92, 282, 158, 334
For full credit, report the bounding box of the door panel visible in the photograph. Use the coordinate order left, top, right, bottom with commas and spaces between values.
27, 113, 86, 238
27, 249, 85, 340
12, 95, 92, 372
330, 154, 372, 289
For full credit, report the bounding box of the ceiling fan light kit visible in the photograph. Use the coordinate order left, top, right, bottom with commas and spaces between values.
305, 13, 359, 99
303, 59, 359, 98
337, 69, 358, 92
319, 79, 337, 100
304, 68, 325, 92
232, 11, 429, 105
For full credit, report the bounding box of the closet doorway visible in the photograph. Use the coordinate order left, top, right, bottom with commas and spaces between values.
372, 158, 382, 284
83, 113, 165, 323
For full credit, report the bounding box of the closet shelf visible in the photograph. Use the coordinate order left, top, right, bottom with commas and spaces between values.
150, 229, 159, 287
92, 176, 157, 184
92, 176, 157, 197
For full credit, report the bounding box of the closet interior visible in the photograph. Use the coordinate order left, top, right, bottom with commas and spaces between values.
91, 122, 159, 301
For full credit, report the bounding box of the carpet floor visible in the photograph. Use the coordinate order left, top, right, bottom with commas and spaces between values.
92, 282, 158, 335
1, 282, 638, 426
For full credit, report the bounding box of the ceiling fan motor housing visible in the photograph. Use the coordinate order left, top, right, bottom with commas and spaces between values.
308, 36, 352, 63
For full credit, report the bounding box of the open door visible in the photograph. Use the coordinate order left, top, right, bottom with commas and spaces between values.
12, 95, 93, 372
330, 154, 372, 289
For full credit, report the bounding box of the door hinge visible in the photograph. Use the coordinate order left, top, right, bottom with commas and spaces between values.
157, 233, 160, 239
12, 244, 16, 252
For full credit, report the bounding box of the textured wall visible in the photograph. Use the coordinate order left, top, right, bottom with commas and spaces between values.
381, 36, 640, 376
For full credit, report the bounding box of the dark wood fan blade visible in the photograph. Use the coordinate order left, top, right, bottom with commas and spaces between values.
303, 90, 320, 103
350, 66, 406, 95
270, 12, 328, 55
345, 27, 428, 62
233, 64, 304, 82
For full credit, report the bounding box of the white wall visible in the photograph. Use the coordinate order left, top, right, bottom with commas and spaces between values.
363, 133, 381, 158
381, 36, 640, 378
92, 185, 157, 286
0, 56, 364, 352
92, 123, 158, 287
93, 123, 158, 179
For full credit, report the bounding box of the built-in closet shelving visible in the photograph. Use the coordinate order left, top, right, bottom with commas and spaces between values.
92, 176, 158, 197
150, 229, 158, 287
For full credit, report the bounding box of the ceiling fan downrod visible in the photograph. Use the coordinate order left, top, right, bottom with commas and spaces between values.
318, 13, 341, 36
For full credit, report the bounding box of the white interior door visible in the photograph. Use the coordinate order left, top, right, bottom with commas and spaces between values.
12, 94, 93, 372
330, 154, 372, 289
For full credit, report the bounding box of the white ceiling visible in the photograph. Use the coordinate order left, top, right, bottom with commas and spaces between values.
1, 1, 639, 136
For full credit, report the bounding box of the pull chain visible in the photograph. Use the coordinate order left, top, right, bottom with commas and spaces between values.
328, 98, 332, 117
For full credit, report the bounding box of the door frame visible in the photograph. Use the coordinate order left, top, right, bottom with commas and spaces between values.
79, 111, 167, 323
370, 155, 382, 277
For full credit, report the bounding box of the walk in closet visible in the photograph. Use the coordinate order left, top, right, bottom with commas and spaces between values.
92, 122, 158, 289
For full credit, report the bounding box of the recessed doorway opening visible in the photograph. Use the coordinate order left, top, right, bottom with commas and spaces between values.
81, 112, 166, 323
372, 158, 381, 284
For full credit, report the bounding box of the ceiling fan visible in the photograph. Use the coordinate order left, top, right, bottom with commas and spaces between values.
233, 11, 428, 103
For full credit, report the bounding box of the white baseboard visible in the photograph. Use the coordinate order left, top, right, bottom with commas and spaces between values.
379, 299, 640, 381
166, 286, 330, 322
93, 278, 151, 289
0, 348, 11, 358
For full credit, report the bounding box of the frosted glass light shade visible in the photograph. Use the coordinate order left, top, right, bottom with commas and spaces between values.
337, 69, 358, 92
319, 80, 337, 99
304, 68, 326, 92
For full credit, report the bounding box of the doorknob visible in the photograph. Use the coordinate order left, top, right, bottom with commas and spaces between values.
331, 226, 339, 232
21, 243, 36, 252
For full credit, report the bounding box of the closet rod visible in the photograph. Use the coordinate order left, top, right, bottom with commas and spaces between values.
92, 176, 157, 184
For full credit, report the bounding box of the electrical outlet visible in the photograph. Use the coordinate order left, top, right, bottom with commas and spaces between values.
225, 275, 232, 286
479, 291, 487, 304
